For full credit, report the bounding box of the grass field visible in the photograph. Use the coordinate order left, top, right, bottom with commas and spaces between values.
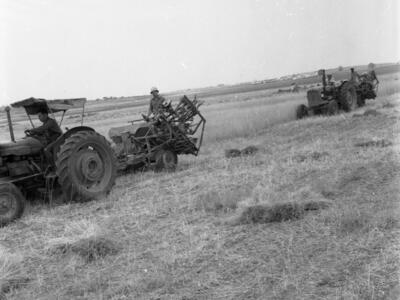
0, 70, 400, 299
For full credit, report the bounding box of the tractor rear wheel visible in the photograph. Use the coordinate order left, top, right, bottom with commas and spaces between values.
154, 149, 178, 172
0, 183, 25, 226
327, 101, 339, 115
296, 104, 308, 119
339, 82, 357, 112
56, 131, 117, 202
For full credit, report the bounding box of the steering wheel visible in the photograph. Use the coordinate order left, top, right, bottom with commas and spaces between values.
25, 130, 44, 138
24, 129, 32, 137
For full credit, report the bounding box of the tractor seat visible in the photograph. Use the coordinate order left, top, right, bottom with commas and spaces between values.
0, 137, 43, 156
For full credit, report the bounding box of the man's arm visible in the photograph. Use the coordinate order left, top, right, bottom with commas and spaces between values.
372, 70, 379, 83
30, 119, 56, 134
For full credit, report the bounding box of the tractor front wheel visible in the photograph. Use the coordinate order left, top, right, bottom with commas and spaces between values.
339, 82, 357, 112
357, 95, 366, 107
56, 131, 117, 202
0, 183, 25, 226
154, 149, 178, 172
296, 104, 309, 119
327, 101, 339, 115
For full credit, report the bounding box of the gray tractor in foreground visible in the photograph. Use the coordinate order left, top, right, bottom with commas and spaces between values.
0, 98, 116, 226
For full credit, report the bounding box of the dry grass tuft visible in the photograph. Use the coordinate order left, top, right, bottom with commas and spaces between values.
292, 151, 329, 163
240, 145, 259, 156
224, 148, 241, 158
46, 219, 120, 263
0, 249, 29, 296
49, 235, 120, 263
354, 139, 393, 148
227, 199, 331, 225
224, 145, 260, 158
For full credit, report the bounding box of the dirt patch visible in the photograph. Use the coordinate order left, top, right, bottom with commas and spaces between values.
49, 236, 120, 263
227, 200, 331, 225
224, 145, 260, 158
354, 139, 393, 148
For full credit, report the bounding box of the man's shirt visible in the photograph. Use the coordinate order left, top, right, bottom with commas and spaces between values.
31, 118, 62, 143
149, 95, 166, 115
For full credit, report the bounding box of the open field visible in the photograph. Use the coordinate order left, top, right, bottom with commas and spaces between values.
1, 68, 399, 143
1, 69, 400, 299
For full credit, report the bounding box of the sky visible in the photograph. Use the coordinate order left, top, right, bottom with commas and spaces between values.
0, 0, 399, 105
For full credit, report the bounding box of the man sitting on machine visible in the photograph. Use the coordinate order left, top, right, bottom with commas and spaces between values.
25, 108, 62, 146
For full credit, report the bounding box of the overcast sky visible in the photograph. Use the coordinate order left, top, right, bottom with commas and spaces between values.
0, 0, 399, 105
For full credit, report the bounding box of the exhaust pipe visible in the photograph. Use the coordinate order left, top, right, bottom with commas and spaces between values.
5, 106, 15, 142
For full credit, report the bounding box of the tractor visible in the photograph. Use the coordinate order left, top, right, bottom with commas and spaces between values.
296, 69, 360, 119
0, 97, 116, 226
109, 95, 206, 172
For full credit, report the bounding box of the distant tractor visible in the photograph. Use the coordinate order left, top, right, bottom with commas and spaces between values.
109, 95, 206, 172
296, 68, 377, 119
0, 98, 116, 226
296, 69, 358, 119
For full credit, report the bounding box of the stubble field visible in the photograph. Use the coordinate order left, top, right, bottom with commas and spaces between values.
0, 72, 399, 299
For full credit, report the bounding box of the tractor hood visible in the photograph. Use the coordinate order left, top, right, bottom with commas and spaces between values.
11, 97, 86, 115
0, 137, 43, 157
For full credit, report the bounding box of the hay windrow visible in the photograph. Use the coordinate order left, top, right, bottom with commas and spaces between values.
49, 236, 121, 263
224, 145, 260, 158
227, 199, 331, 225
354, 139, 393, 148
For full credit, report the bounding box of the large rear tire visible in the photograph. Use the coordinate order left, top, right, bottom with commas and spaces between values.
56, 131, 117, 202
339, 82, 357, 112
0, 183, 25, 227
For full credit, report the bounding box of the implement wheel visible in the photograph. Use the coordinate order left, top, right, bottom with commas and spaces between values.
56, 131, 117, 202
154, 149, 178, 172
339, 82, 357, 112
0, 183, 25, 226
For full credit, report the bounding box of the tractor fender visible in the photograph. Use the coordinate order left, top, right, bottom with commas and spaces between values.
62, 126, 95, 140
45, 126, 95, 162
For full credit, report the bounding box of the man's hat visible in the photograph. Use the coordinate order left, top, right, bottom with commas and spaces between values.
150, 87, 159, 94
